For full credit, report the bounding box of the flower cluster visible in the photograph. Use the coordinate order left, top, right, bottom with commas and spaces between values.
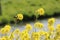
0, 18, 60, 40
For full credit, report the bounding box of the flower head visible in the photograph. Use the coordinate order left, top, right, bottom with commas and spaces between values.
48, 25, 55, 32
25, 24, 32, 31
44, 32, 50, 38
1, 36, 6, 40
56, 24, 60, 32
9, 33, 15, 39
1, 25, 11, 34
39, 31, 45, 35
1, 28, 6, 34
17, 14, 23, 20
13, 29, 20, 34
32, 32, 40, 38
20, 30, 30, 40
48, 18, 55, 25
4, 25, 11, 30
36, 8, 45, 15
34, 22, 44, 29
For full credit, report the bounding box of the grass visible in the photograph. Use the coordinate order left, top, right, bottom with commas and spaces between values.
0, 0, 60, 24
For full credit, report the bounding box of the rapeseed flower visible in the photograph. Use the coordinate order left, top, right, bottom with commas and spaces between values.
25, 24, 32, 31
48, 18, 55, 25
34, 22, 44, 29
56, 24, 60, 32
13, 29, 20, 35
1, 25, 11, 34
39, 31, 45, 35
4, 25, 11, 30
1, 28, 6, 34
17, 14, 23, 20
36, 8, 45, 15
20, 30, 28, 39
48, 25, 55, 32
20, 30, 30, 40
9, 33, 15, 40
0, 25, 11, 34
32, 32, 40, 40
22, 33, 30, 40
44, 32, 50, 38
1, 36, 6, 40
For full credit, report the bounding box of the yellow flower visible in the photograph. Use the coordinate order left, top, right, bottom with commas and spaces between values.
32, 32, 40, 38
34, 22, 44, 29
48, 18, 55, 25
44, 32, 50, 38
4, 25, 11, 30
13, 29, 20, 34
1, 27, 10, 34
25, 24, 32, 31
48, 25, 55, 32
58, 36, 60, 39
20, 30, 30, 40
22, 33, 30, 39
56, 24, 60, 32
20, 30, 28, 38
31, 32, 40, 40
5, 28, 11, 34
17, 14, 23, 20
9, 33, 15, 40
56, 24, 60, 29
1, 28, 6, 34
1, 25, 11, 34
1, 36, 6, 40
54, 35, 60, 40
39, 31, 45, 35
36, 8, 45, 15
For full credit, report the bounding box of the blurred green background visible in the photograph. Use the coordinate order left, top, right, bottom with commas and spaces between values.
0, 0, 60, 24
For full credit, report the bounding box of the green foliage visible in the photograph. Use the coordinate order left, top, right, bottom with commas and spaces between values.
0, 0, 60, 23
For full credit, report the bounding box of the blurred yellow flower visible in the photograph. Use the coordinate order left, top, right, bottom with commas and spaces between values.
54, 35, 60, 40
48, 25, 55, 32
34, 22, 44, 29
17, 14, 23, 20
13, 29, 20, 34
56, 24, 60, 32
9, 33, 15, 40
4, 28, 11, 34
25, 24, 32, 31
48, 18, 55, 25
4, 25, 11, 30
1, 36, 6, 40
44, 32, 50, 38
1, 25, 11, 34
20, 30, 27, 39
36, 8, 45, 15
32, 32, 40, 38
20, 30, 30, 40
39, 31, 45, 35
22, 33, 30, 40
1, 28, 6, 34
31, 32, 40, 40
45, 38, 50, 40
